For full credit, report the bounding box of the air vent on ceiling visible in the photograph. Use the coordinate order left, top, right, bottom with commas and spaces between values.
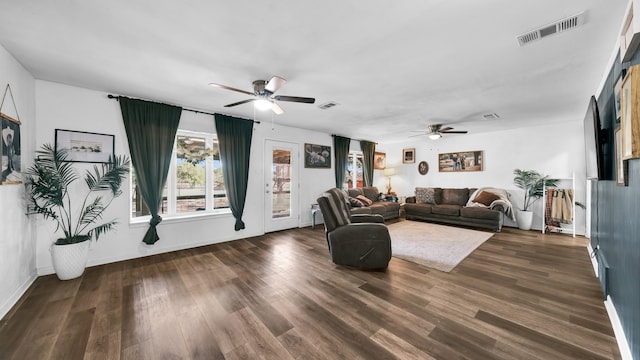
517, 12, 585, 46
482, 113, 500, 120
318, 101, 339, 109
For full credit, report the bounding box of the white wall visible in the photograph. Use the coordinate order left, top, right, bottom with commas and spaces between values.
34, 80, 335, 275
0, 44, 37, 319
376, 121, 587, 234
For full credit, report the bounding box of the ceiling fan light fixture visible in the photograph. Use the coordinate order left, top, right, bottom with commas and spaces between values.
254, 99, 272, 111
428, 133, 442, 140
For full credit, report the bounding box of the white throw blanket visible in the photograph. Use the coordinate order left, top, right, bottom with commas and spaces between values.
466, 187, 516, 221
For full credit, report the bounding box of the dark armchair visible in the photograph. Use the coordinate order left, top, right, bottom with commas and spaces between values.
316, 188, 392, 270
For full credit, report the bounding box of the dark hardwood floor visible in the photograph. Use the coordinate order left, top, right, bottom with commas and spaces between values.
0, 221, 621, 359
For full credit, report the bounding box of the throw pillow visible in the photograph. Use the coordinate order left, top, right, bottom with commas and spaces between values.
349, 196, 365, 207
355, 194, 373, 206
415, 187, 436, 204
473, 191, 500, 206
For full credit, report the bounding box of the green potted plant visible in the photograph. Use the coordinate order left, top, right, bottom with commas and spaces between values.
26, 144, 130, 280
512, 169, 559, 230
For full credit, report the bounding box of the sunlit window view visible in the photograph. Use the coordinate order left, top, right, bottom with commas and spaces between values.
131, 130, 228, 218
344, 152, 363, 189
272, 149, 291, 218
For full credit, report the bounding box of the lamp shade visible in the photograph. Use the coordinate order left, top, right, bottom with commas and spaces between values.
428, 133, 442, 140
383, 168, 395, 176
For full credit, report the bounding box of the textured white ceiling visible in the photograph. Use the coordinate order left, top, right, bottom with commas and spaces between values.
0, 0, 628, 143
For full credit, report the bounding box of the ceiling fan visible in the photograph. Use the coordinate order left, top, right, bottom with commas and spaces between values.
208, 76, 315, 114
412, 124, 468, 140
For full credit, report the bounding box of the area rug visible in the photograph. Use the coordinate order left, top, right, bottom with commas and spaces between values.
387, 221, 494, 272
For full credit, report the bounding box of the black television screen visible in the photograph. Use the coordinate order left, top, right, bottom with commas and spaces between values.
584, 95, 605, 180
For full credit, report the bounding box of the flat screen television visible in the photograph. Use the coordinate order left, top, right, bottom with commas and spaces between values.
584, 95, 607, 180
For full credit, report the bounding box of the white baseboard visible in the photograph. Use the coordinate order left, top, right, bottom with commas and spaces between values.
37, 229, 265, 276
588, 243, 599, 276
0, 270, 37, 320
604, 295, 633, 360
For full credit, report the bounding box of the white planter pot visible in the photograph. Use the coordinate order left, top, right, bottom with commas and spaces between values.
50, 240, 90, 280
515, 210, 534, 231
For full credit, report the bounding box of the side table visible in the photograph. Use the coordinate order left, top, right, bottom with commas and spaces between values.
311, 203, 320, 229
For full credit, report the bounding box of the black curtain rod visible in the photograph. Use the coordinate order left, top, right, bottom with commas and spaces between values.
107, 94, 260, 124
331, 134, 377, 144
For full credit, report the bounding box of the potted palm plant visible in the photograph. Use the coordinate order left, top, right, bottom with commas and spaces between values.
26, 144, 130, 280
512, 169, 559, 230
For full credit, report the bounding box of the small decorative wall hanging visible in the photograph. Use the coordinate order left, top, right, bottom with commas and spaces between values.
55, 129, 115, 163
403, 148, 415, 163
418, 161, 429, 175
304, 143, 331, 168
374, 152, 386, 169
438, 150, 483, 172
1, 84, 22, 184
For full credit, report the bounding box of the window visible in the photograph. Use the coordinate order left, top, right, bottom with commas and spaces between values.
131, 130, 229, 219
344, 151, 363, 189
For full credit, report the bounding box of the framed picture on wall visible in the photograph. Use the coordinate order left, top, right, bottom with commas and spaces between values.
304, 143, 331, 168
438, 150, 483, 172
402, 148, 415, 163
615, 127, 629, 186
55, 129, 115, 163
374, 152, 386, 169
1, 112, 22, 184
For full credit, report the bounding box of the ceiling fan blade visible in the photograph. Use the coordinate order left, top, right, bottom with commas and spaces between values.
439, 126, 453, 132
209, 83, 255, 96
224, 99, 256, 107
265, 76, 287, 93
271, 102, 285, 115
409, 133, 426, 138
273, 95, 316, 104
441, 130, 468, 134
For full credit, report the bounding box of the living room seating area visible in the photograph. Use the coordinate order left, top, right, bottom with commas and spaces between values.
404, 187, 513, 232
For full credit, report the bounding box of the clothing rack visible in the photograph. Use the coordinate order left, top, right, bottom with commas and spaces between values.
542, 172, 576, 237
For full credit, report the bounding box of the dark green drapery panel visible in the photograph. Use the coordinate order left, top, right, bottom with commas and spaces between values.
215, 114, 254, 231
119, 96, 182, 245
360, 140, 376, 187
333, 135, 351, 188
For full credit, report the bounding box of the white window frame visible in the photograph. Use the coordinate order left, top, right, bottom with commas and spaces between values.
345, 150, 363, 189
130, 129, 231, 224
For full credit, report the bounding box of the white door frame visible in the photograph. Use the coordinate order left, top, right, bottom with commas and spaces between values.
264, 140, 299, 233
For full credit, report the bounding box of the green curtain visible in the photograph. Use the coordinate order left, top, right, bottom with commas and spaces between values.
333, 135, 351, 188
215, 114, 254, 231
360, 140, 376, 187
119, 96, 182, 245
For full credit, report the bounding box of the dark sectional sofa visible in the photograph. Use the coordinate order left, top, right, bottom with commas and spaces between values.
346, 186, 401, 220
405, 187, 504, 232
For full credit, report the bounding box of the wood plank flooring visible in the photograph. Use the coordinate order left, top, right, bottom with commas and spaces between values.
0, 221, 621, 359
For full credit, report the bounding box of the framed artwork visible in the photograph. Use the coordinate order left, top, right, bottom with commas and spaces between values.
615, 128, 629, 186
621, 66, 640, 159
418, 161, 429, 175
374, 152, 386, 169
304, 143, 331, 168
55, 129, 115, 163
403, 148, 415, 163
438, 150, 483, 172
615, 75, 623, 121
1, 112, 22, 184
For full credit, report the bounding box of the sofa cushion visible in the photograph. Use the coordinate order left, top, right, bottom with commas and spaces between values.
356, 194, 373, 206
473, 191, 500, 206
431, 204, 461, 216
404, 203, 432, 215
362, 187, 380, 202
347, 188, 363, 198
349, 196, 365, 207
441, 188, 469, 206
416, 187, 435, 204
460, 207, 501, 221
